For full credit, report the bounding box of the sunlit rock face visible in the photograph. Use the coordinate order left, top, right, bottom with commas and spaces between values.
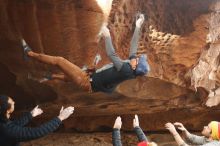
190, 2, 220, 107
0, 0, 220, 132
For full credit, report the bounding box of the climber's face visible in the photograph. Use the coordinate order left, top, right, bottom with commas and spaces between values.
201, 123, 212, 137
7, 97, 15, 114
130, 57, 139, 70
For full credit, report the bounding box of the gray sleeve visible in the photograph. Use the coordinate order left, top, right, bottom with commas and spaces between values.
104, 36, 123, 71
112, 128, 122, 146
134, 126, 148, 142
129, 27, 141, 58
186, 133, 208, 145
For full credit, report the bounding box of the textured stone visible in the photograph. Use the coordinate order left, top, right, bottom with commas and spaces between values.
191, 2, 220, 107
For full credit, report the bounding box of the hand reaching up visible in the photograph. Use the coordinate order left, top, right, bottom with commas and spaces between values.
31, 105, 43, 117
133, 114, 140, 128
58, 106, 74, 121
165, 122, 178, 135
113, 116, 122, 129
174, 122, 187, 132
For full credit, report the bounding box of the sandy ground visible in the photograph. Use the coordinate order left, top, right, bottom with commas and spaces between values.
21, 132, 178, 146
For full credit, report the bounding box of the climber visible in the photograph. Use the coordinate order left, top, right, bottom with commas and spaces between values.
166, 122, 220, 146
0, 95, 74, 146
21, 13, 150, 93
112, 115, 157, 146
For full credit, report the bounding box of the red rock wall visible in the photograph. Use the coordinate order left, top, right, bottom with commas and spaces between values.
0, 0, 220, 132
